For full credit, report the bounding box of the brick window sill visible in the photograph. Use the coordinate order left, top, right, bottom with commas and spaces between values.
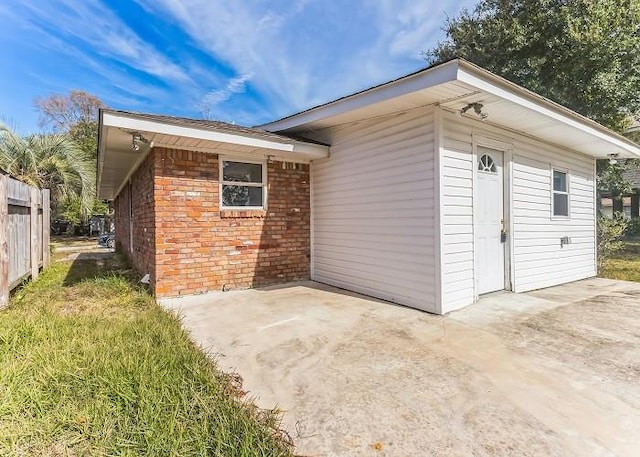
220, 209, 267, 219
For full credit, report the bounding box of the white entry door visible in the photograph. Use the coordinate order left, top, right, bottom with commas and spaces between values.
475, 147, 506, 295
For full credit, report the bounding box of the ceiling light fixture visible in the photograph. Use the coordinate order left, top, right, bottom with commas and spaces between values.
131, 132, 147, 151
460, 102, 488, 120
608, 153, 619, 165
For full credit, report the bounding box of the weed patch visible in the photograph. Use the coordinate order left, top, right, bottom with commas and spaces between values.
0, 255, 292, 456
600, 241, 640, 283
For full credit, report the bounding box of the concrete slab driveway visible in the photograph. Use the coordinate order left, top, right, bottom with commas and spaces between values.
160, 278, 640, 457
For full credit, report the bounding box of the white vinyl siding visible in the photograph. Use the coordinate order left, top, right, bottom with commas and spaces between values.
440, 116, 476, 312
310, 106, 438, 312
441, 111, 596, 311
512, 150, 596, 292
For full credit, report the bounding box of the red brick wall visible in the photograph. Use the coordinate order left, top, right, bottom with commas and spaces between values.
113, 150, 156, 285
153, 147, 310, 297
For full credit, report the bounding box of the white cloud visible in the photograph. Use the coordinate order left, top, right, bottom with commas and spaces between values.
0, 5, 177, 109
15, 0, 193, 84
132, 0, 476, 123
201, 73, 253, 107
2, 0, 477, 127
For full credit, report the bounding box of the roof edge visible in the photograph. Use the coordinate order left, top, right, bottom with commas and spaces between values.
259, 59, 461, 132
97, 109, 329, 200
100, 109, 328, 147
259, 58, 640, 158
96, 109, 105, 198
456, 60, 640, 157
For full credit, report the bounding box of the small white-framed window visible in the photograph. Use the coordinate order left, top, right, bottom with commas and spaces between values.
552, 169, 569, 218
220, 158, 267, 209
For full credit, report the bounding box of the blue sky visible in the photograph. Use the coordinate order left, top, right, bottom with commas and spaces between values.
0, 0, 476, 134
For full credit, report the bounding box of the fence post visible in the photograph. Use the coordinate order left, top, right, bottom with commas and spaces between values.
30, 187, 39, 281
0, 175, 8, 307
42, 189, 50, 268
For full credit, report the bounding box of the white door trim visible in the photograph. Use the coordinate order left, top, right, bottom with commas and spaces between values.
433, 106, 444, 314
472, 133, 514, 300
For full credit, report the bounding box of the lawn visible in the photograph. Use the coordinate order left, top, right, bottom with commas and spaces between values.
600, 240, 640, 282
0, 252, 292, 456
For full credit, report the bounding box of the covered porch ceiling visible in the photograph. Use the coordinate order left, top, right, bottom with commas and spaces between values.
260, 59, 640, 160
97, 110, 329, 200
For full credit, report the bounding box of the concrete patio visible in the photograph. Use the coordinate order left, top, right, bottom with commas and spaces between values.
160, 278, 640, 457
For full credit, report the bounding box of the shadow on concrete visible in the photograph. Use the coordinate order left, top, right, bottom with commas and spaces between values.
159, 279, 400, 314
253, 279, 411, 310
62, 251, 131, 287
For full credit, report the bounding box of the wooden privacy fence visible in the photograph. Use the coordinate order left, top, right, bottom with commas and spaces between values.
0, 174, 50, 307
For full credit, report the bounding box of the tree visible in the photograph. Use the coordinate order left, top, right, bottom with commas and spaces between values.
627, 125, 640, 144
60, 196, 108, 226
427, 0, 640, 224
34, 90, 105, 158
596, 159, 635, 218
426, 0, 640, 132
33, 91, 108, 222
0, 123, 95, 215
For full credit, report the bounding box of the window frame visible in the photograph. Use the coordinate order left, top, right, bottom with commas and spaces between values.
551, 167, 570, 219
219, 157, 268, 210
477, 153, 498, 173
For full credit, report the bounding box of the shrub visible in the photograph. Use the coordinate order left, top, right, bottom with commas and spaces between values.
597, 213, 628, 271
625, 217, 640, 238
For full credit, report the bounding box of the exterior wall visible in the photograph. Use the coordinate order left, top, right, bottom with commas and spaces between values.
153, 148, 310, 297
113, 150, 156, 283
440, 110, 596, 312
439, 113, 476, 311
511, 139, 596, 292
309, 106, 438, 312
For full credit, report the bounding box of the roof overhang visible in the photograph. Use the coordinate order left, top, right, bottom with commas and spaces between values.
260, 59, 640, 160
97, 110, 329, 200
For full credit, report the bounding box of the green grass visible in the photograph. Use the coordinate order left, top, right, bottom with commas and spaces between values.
0, 255, 292, 456
600, 240, 640, 282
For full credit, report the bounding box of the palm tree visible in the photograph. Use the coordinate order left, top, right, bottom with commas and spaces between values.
0, 122, 95, 216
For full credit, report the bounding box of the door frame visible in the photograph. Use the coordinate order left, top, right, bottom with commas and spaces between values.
471, 133, 514, 299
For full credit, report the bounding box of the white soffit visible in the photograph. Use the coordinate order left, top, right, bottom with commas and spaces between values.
456, 61, 640, 159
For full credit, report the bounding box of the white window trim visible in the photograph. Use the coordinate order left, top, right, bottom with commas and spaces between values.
219, 157, 268, 210
477, 152, 498, 174
551, 167, 570, 219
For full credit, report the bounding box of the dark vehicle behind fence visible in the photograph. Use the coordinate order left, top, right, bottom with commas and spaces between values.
51, 219, 70, 235
98, 232, 115, 248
